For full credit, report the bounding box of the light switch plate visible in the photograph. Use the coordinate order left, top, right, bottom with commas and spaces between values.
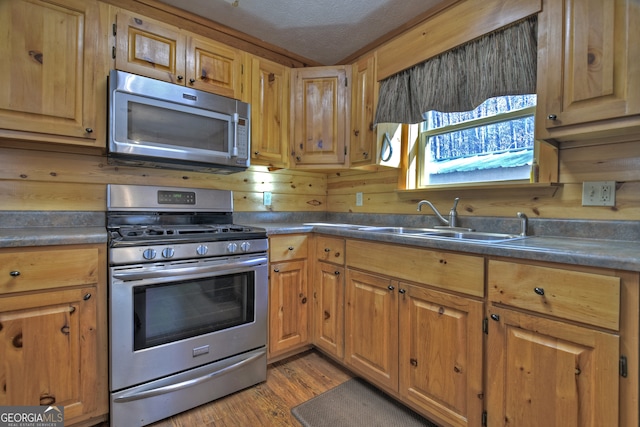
356, 192, 363, 207
263, 191, 272, 206
582, 181, 615, 206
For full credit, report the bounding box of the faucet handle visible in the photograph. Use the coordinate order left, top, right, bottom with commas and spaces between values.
451, 197, 460, 210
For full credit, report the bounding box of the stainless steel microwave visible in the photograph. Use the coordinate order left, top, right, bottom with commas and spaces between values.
108, 70, 250, 174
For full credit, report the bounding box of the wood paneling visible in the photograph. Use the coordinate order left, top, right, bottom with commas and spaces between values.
0, 146, 327, 212
325, 140, 640, 221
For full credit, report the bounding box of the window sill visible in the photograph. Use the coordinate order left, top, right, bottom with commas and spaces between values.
396, 182, 562, 199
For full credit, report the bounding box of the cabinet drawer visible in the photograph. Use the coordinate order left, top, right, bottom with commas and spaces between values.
488, 260, 620, 330
346, 240, 484, 297
269, 234, 308, 262
315, 235, 345, 265
0, 247, 100, 295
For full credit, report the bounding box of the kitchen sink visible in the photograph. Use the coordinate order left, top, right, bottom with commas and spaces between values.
357, 226, 441, 234
358, 226, 523, 242
421, 230, 523, 242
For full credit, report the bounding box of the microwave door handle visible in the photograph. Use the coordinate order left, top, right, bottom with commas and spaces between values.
231, 112, 239, 157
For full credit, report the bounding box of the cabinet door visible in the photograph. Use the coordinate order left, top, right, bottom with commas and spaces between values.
291, 66, 350, 168
0, 287, 98, 425
269, 260, 309, 357
250, 56, 290, 168
536, 0, 640, 140
186, 35, 246, 99
115, 10, 186, 84
350, 54, 377, 168
0, 0, 101, 144
399, 283, 484, 427
486, 306, 619, 427
345, 269, 398, 391
313, 263, 344, 359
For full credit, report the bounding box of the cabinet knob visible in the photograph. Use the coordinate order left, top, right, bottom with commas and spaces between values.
398, 288, 406, 294
85, 127, 93, 133
83, 293, 92, 300
189, 78, 195, 84
324, 248, 331, 252
288, 246, 294, 251
334, 271, 340, 275
362, 152, 368, 158
177, 75, 184, 81
254, 151, 260, 155
534, 287, 545, 296
490, 313, 500, 321
387, 285, 395, 291
301, 296, 307, 304
10, 271, 20, 277
354, 130, 360, 137
547, 114, 557, 120
273, 268, 280, 273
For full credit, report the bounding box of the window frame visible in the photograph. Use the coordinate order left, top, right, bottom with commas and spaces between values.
417, 103, 537, 188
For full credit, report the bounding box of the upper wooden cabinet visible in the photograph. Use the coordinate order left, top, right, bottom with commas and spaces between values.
250, 55, 290, 168
115, 10, 247, 100
536, 0, 640, 142
290, 66, 350, 169
350, 54, 377, 168
0, 0, 106, 147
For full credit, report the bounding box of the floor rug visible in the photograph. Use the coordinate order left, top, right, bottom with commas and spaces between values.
291, 377, 439, 427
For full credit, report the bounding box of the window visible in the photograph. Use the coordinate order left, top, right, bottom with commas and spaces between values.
417, 95, 537, 187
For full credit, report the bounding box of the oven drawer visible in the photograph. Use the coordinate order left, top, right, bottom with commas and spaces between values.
269, 234, 308, 262
0, 246, 100, 295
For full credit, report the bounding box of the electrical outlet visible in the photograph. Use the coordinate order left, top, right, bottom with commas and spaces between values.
356, 192, 363, 207
263, 191, 272, 206
582, 181, 616, 206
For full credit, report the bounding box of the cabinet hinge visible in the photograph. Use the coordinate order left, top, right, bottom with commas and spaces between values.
344, 146, 347, 155
112, 23, 117, 37
482, 411, 487, 426
112, 46, 116, 59
345, 77, 348, 87
620, 355, 628, 378
482, 317, 488, 334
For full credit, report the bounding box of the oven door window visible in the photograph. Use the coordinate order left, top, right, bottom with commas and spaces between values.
133, 272, 255, 350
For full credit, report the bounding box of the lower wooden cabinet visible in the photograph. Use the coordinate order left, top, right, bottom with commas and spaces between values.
268, 235, 310, 359
344, 267, 484, 427
345, 269, 399, 390
313, 262, 345, 359
485, 306, 619, 427
399, 283, 484, 427
0, 244, 107, 427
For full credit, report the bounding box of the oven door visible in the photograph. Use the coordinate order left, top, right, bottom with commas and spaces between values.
109, 253, 267, 392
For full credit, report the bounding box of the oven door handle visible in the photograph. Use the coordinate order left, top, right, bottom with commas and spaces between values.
112, 256, 267, 281
113, 349, 266, 403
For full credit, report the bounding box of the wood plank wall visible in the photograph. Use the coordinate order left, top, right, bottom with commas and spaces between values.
1, 139, 639, 220
0, 146, 327, 212
327, 140, 640, 221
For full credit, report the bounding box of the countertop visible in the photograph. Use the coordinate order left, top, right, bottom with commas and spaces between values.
256, 223, 640, 272
1, 212, 638, 272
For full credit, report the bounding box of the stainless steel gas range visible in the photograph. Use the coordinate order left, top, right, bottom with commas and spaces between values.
107, 184, 268, 427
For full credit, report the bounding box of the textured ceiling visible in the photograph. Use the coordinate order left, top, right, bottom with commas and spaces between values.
157, 0, 446, 65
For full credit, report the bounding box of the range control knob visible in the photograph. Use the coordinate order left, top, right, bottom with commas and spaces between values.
196, 245, 209, 256
162, 248, 175, 258
240, 241, 251, 252
143, 248, 157, 260
227, 242, 238, 253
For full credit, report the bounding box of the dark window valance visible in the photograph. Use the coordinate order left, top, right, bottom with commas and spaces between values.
374, 15, 538, 125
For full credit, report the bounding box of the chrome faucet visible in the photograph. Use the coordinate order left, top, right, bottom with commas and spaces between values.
417, 198, 460, 228
517, 212, 528, 236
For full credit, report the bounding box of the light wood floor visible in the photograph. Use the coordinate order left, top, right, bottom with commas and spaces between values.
147, 350, 353, 427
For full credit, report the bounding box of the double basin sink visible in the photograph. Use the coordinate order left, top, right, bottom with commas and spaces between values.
306, 223, 524, 243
